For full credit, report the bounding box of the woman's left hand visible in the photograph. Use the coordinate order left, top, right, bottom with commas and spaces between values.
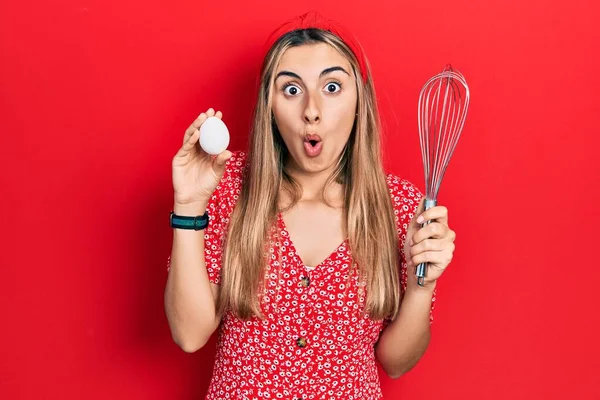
404, 197, 456, 290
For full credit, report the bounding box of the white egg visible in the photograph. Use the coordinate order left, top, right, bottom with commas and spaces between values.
199, 116, 230, 155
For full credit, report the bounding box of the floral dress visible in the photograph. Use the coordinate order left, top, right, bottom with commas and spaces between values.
167, 151, 436, 399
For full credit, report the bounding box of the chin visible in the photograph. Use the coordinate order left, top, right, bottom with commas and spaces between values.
290, 148, 336, 173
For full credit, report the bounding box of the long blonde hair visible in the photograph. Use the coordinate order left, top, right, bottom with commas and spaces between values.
217, 28, 401, 321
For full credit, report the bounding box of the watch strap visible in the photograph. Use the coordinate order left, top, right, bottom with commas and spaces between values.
169, 210, 209, 230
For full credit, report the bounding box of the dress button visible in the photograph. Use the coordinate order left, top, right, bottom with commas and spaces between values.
300, 276, 310, 287
296, 337, 307, 348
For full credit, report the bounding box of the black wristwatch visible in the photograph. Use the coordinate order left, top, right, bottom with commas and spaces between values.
169, 211, 209, 230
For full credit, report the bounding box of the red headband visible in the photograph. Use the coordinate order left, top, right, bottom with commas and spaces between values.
262, 10, 369, 83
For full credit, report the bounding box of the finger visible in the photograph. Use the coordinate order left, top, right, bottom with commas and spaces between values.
213, 150, 233, 169
209, 150, 233, 181
182, 125, 196, 147
410, 250, 442, 267
215, 110, 222, 119
410, 238, 454, 258
417, 205, 449, 226
409, 197, 426, 229
182, 123, 197, 146
176, 127, 201, 157
184, 112, 209, 144
187, 107, 217, 135
411, 222, 449, 245
410, 249, 453, 268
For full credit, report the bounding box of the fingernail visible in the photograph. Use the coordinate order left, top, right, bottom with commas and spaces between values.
417, 215, 424, 224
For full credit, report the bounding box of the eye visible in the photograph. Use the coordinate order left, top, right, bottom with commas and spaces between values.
324, 82, 341, 93
283, 83, 302, 96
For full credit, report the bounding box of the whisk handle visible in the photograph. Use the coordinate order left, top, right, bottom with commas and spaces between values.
415, 198, 437, 286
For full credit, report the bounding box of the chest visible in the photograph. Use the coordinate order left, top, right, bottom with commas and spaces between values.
278, 203, 346, 268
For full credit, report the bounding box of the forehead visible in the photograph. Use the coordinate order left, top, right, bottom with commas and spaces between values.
276, 42, 352, 76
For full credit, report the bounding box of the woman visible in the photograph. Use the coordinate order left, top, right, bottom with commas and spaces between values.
165, 10, 456, 400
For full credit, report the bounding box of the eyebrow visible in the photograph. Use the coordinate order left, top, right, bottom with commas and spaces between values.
275, 66, 350, 81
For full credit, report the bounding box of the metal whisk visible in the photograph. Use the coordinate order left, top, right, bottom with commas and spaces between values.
415, 64, 470, 287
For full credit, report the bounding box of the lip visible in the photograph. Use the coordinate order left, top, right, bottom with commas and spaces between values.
302, 132, 323, 157
303, 133, 322, 143
303, 140, 323, 157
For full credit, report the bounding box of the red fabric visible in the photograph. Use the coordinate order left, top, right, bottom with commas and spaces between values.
167, 151, 436, 399
262, 10, 369, 83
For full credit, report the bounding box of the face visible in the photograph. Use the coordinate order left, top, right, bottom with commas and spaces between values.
271, 42, 358, 174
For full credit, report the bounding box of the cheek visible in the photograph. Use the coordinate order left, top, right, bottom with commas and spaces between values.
272, 91, 290, 118
330, 89, 357, 120
272, 107, 299, 147
271, 97, 283, 123
272, 103, 291, 131
273, 96, 300, 123
329, 101, 356, 136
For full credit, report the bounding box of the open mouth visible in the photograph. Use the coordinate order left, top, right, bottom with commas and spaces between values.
303, 133, 323, 157
303, 138, 323, 157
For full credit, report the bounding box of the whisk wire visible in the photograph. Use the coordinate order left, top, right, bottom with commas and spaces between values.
415, 65, 469, 286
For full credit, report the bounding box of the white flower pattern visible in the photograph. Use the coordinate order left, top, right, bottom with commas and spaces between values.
166, 151, 436, 399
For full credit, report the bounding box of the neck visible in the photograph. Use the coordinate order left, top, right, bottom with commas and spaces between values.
283, 158, 344, 205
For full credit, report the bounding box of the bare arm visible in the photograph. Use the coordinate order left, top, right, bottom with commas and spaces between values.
164, 201, 222, 353
165, 107, 232, 353
375, 282, 436, 379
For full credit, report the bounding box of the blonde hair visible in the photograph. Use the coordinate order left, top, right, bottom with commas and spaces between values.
217, 29, 401, 321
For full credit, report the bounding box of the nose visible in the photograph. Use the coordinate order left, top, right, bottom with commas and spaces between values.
303, 91, 321, 123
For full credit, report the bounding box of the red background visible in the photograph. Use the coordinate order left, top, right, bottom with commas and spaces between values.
1, 0, 598, 398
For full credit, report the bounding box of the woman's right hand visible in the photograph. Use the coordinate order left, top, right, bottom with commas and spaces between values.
172, 108, 232, 210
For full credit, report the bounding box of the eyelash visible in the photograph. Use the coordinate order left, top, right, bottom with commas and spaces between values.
282, 81, 342, 96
